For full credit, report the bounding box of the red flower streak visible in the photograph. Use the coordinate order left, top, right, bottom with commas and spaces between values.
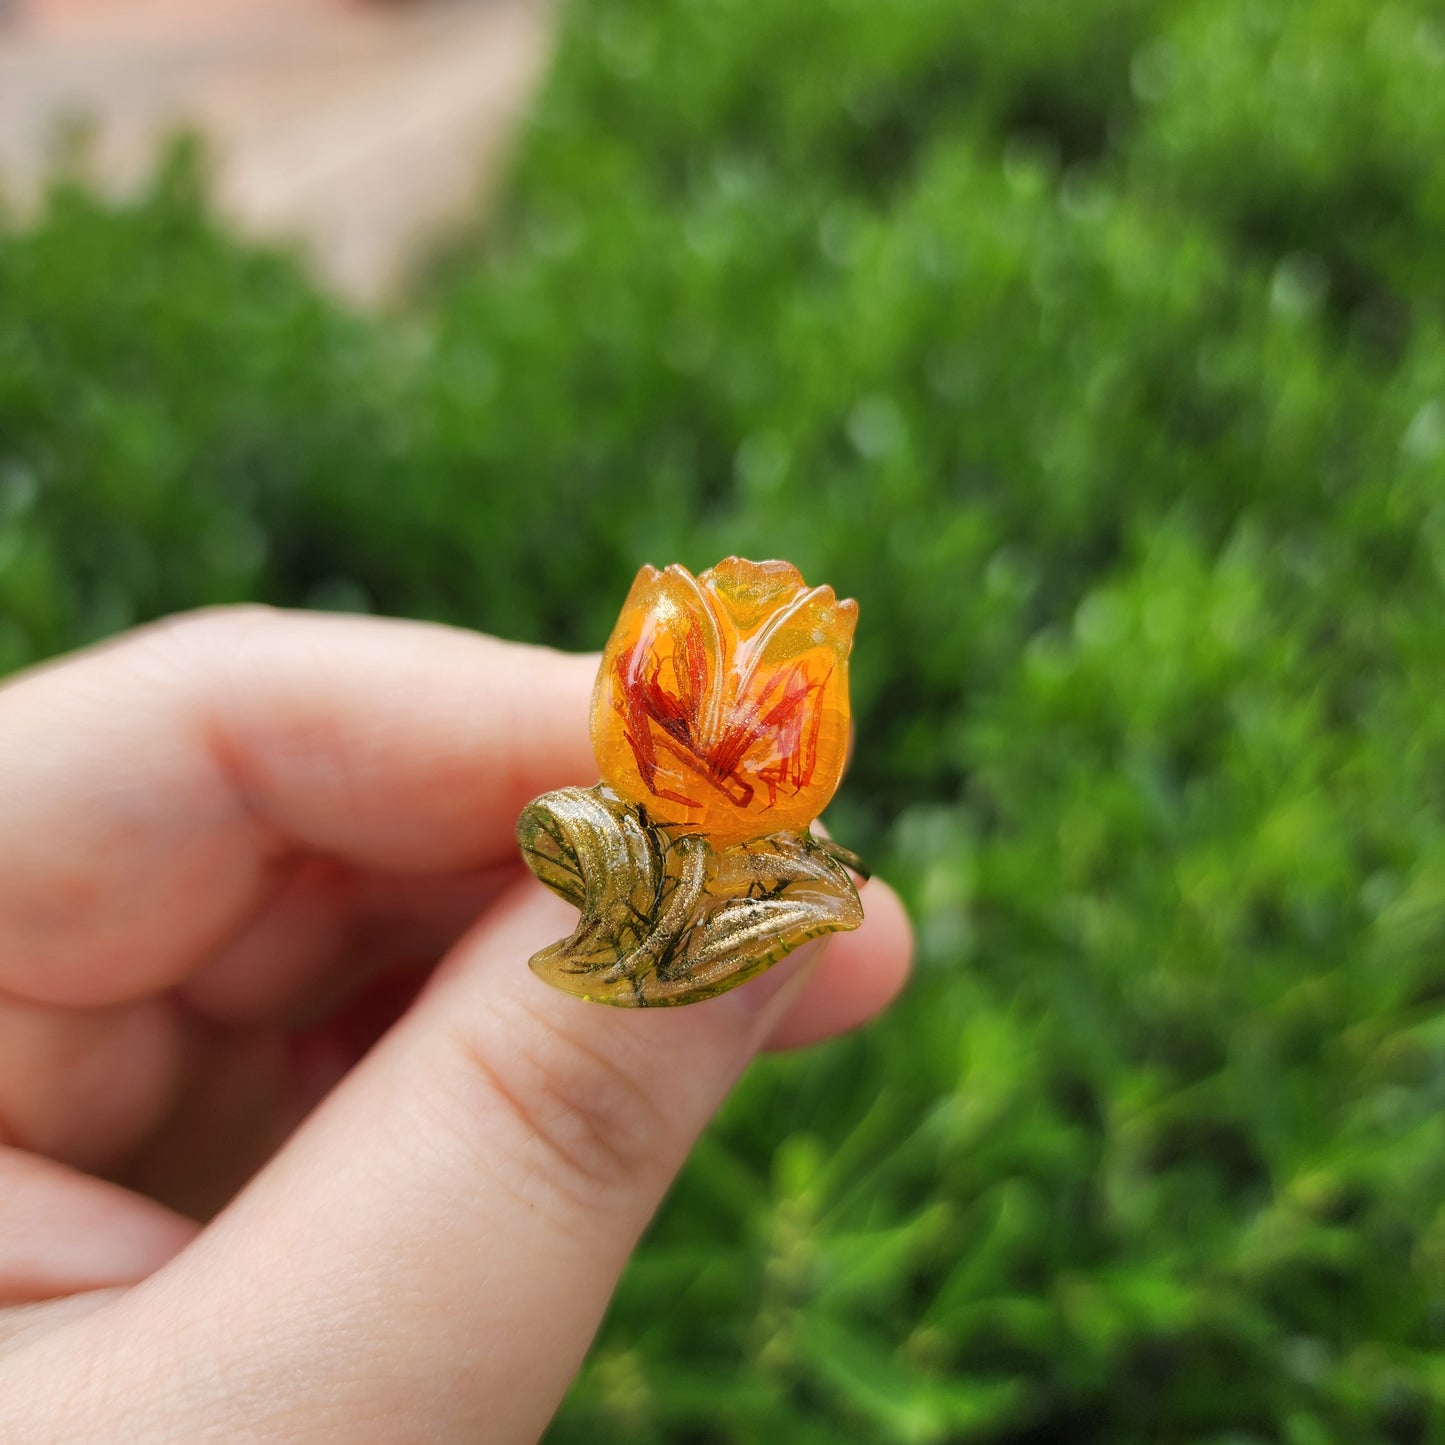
615, 627, 833, 815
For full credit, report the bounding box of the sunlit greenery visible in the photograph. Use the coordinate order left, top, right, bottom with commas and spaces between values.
3, 0, 1444, 1438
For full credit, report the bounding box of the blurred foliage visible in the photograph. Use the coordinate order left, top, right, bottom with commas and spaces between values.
4, 0, 1445, 1439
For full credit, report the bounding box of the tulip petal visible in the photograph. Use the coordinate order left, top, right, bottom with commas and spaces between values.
714, 586, 857, 834
700, 556, 809, 636
594, 564, 727, 818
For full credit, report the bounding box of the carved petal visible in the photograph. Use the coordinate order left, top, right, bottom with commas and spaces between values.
591, 564, 726, 827
716, 585, 858, 839
699, 557, 809, 637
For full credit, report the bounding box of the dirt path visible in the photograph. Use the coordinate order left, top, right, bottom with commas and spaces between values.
0, 0, 554, 299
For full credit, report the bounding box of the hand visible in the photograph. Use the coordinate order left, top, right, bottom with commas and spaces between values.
0, 608, 912, 1442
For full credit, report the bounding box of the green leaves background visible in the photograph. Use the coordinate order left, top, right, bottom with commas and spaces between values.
3, 0, 1445, 1437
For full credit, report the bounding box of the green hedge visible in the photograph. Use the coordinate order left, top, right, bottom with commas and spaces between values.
4, 0, 1445, 1438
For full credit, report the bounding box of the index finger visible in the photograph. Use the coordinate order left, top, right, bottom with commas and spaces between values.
0, 607, 597, 1006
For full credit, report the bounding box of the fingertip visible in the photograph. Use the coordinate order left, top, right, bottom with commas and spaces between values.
0, 1150, 198, 1303
762, 876, 913, 1051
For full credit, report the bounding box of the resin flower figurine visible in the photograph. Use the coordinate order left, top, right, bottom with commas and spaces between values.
518, 558, 865, 1007
593, 558, 857, 845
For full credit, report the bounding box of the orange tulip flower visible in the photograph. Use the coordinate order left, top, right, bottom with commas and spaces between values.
591, 557, 857, 847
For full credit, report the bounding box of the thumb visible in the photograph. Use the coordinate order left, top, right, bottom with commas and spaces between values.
21, 876, 839, 1443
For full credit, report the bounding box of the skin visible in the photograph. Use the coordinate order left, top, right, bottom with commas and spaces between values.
0, 607, 913, 1442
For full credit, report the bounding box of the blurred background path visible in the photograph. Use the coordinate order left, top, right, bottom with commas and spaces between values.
0, 0, 553, 299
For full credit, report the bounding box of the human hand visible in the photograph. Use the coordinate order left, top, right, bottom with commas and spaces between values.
0, 608, 912, 1442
